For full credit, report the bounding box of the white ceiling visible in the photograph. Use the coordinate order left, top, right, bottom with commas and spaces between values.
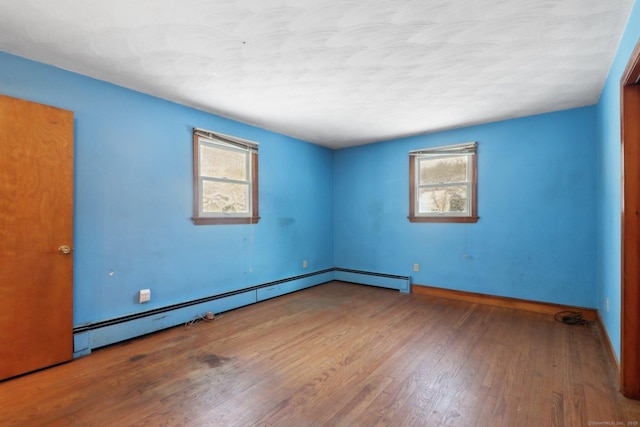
0, 0, 634, 149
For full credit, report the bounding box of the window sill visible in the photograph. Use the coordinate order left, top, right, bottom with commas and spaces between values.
192, 216, 261, 225
407, 216, 479, 223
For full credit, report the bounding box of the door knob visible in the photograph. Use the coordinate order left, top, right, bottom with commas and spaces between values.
58, 245, 72, 255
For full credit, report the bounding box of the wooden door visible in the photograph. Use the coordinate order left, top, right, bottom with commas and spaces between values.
0, 95, 74, 380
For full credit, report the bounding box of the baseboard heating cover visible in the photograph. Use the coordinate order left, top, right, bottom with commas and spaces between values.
72, 267, 411, 358
72, 269, 335, 358
334, 268, 411, 293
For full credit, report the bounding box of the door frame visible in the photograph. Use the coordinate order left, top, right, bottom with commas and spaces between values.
620, 37, 640, 400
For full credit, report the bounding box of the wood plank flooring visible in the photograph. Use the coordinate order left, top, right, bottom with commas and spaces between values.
1, 281, 639, 426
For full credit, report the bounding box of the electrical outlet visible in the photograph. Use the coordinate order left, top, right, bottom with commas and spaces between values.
606, 297, 610, 312
303, 260, 308, 269
413, 263, 420, 272
139, 289, 151, 303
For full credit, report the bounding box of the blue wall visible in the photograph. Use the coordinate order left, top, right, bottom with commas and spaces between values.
0, 51, 334, 327
2, 0, 639, 356
596, 0, 640, 361
334, 107, 599, 308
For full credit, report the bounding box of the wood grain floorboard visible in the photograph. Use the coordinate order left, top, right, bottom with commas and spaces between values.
1, 281, 639, 426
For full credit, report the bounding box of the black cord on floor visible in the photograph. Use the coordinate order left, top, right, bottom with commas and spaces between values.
554, 311, 594, 326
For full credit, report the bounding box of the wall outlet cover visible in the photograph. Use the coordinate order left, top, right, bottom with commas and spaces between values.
139, 289, 151, 303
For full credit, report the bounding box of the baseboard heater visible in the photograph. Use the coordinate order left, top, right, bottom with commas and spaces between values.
73, 268, 335, 358
334, 268, 411, 294
72, 267, 411, 358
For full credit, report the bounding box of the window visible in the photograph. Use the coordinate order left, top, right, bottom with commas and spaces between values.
408, 142, 478, 223
192, 128, 259, 225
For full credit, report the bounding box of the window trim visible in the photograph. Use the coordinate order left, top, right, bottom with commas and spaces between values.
408, 142, 478, 223
192, 128, 260, 225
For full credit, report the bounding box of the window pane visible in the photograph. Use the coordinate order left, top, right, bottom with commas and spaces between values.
418, 185, 468, 214
200, 144, 247, 181
202, 180, 249, 213
419, 156, 467, 185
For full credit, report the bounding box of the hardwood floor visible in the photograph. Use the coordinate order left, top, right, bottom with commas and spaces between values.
1, 281, 639, 426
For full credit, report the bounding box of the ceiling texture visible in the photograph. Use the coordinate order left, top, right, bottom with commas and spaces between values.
0, 0, 634, 149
